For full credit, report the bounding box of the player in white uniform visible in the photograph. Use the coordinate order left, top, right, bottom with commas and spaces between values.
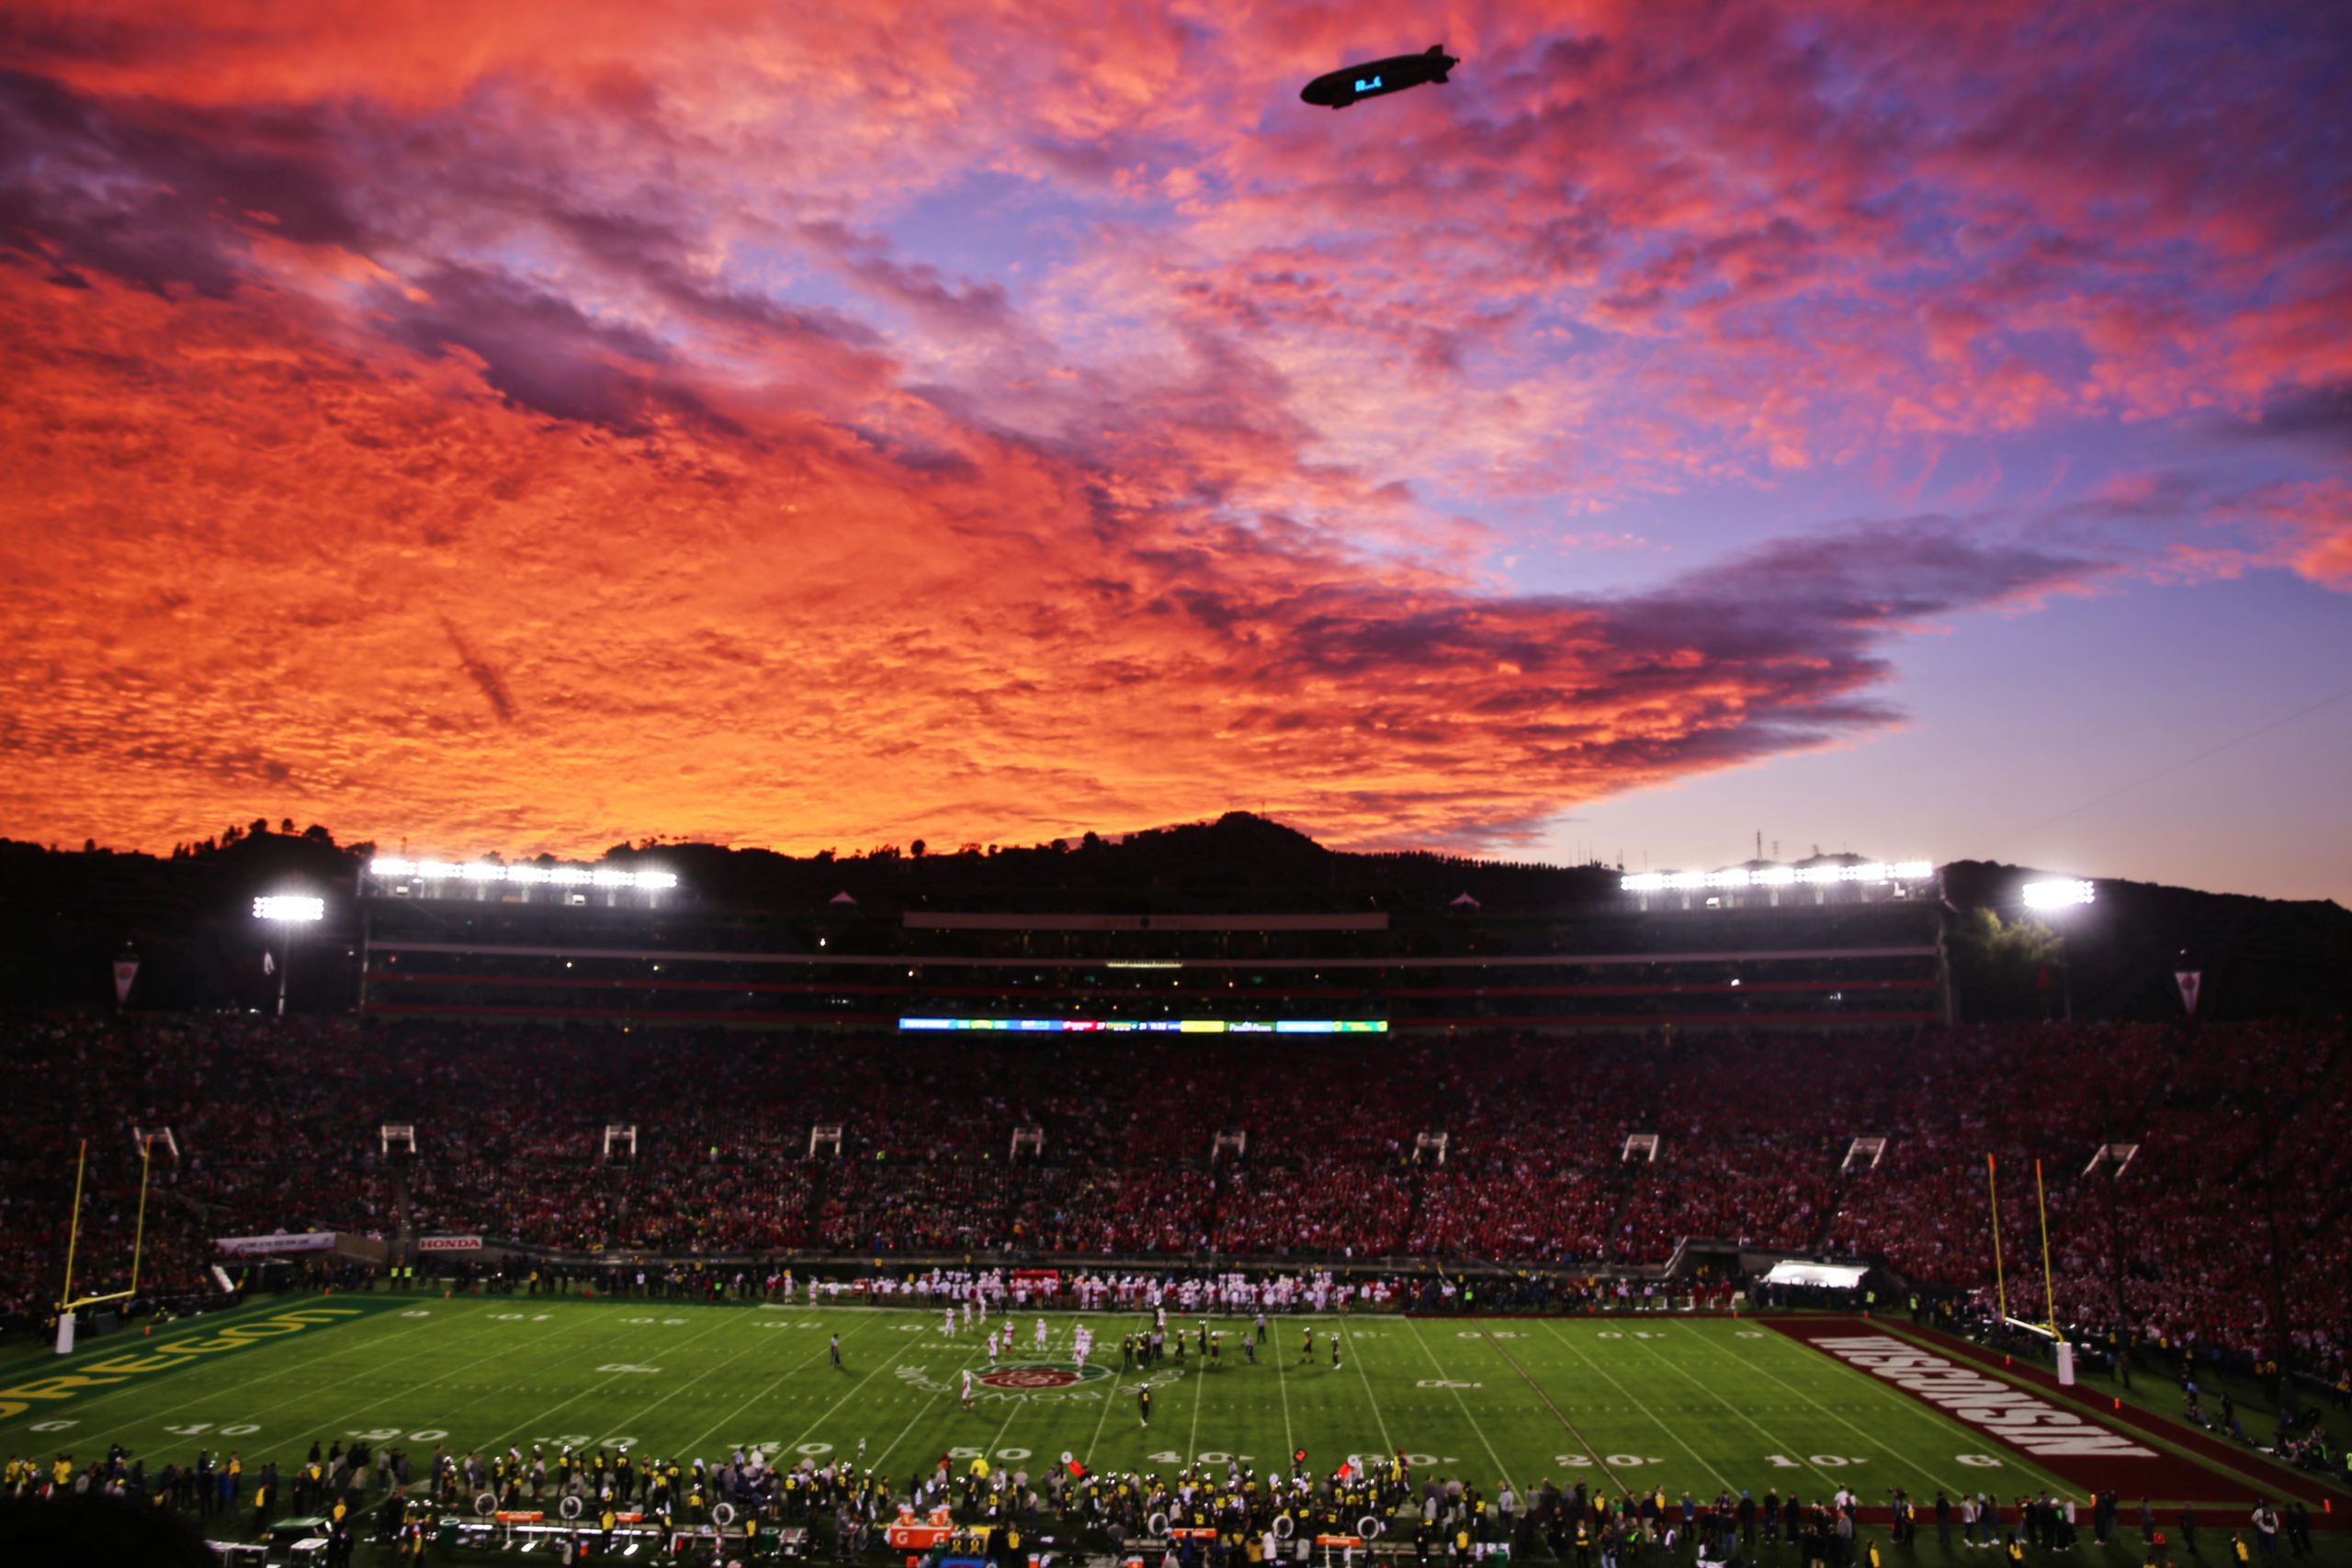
944, 1308, 956, 1337
1035, 1316, 1047, 1352
962, 1369, 975, 1410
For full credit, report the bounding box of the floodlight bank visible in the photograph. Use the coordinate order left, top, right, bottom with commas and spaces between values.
370, 857, 678, 890
1619, 861, 1934, 893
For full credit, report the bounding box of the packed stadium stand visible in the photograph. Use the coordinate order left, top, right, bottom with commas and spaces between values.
4, 1013, 2345, 1385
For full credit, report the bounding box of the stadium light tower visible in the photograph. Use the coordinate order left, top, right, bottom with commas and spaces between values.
253, 894, 325, 1017
2020, 879, 2094, 1020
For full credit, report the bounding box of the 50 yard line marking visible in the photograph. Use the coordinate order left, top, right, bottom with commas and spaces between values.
1075, 1333, 1133, 1469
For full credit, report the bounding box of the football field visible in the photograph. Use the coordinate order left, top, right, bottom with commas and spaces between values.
0, 1295, 2321, 1517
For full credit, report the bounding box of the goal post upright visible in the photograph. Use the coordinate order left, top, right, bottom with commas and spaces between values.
1985, 1153, 2008, 1325
55, 1136, 157, 1352
2034, 1156, 2059, 1339
128, 1134, 153, 1298
59, 1137, 87, 1322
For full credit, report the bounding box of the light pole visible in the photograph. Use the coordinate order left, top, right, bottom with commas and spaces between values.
253, 894, 325, 1016
2022, 879, 2095, 1021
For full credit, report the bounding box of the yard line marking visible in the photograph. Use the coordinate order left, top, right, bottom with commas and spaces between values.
1476, 1322, 1636, 1496
1268, 1316, 1296, 1465
1077, 1348, 1131, 1469
866, 1395, 938, 1478
1581, 1321, 1826, 1493
56, 1300, 523, 1446
249, 1298, 650, 1440
1397, 1318, 1516, 1491
976, 1396, 1025, 1473
686, 1316, 897, 1457
483, 1303, 761, 1453
1698, 1325, 2030, 1497
1332, 1315, 1396, 1462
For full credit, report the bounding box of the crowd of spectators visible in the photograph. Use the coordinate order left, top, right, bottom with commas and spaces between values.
0, 1012, 2344, 1379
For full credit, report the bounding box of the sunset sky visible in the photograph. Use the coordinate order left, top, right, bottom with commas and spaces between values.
3, 1, 2347, 899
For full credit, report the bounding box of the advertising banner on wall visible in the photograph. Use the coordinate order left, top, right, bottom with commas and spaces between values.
216, 1232, 337, 1257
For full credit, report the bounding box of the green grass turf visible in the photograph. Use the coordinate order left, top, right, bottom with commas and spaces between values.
6, 1296, 2344, 1559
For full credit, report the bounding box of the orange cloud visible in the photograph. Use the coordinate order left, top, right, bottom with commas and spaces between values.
0, 1, 2344, 858
0, 267, 2091, 855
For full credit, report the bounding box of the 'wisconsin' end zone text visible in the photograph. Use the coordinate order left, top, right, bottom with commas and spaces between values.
1810, 1335, 2152, 1457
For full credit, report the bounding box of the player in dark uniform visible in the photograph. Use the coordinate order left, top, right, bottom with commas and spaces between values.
1301, 1326, 1315, 1363
1138, 1384, 1153, 1427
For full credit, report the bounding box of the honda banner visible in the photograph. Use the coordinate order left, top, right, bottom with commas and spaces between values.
417, 1235, 483, 1254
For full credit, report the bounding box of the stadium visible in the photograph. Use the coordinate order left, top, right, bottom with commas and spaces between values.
3, 821, 2346, 1566
6, 3, 2352, 1565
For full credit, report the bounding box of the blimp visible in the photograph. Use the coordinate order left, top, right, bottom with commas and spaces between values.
1300, 44, 1458, 108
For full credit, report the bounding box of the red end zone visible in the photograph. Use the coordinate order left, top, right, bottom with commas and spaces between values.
1764, 1316, 2332, 1508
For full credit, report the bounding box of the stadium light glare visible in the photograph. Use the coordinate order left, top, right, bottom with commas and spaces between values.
252, 895, 325, 922
369, 857, 677, 891
253, 894, 322, 1018
2022, 878, 2096, 909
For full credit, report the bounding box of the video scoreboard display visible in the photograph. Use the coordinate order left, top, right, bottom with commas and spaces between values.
898, 1017, 1388, 1034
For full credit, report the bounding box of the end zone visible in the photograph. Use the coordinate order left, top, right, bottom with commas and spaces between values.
1763, 1316, 2294, 1506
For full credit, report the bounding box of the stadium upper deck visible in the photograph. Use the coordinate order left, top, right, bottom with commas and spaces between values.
357, 853, 1946, 1030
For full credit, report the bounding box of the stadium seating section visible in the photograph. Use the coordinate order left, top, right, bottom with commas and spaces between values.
1, 1016, 2344, 1379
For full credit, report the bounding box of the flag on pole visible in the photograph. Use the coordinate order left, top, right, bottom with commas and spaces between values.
2174, 970, 2201, 1015
112, 959, 139, 1008
263, 950, 276, 976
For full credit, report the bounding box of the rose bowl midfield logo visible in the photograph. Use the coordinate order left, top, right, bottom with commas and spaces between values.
896, 1359, 1158, 1403
978, 1361, 1111, 1391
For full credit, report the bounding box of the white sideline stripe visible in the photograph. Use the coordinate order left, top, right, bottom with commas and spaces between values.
1398, 1318, 1512, 1491
1520, 1317, 1730, 1493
